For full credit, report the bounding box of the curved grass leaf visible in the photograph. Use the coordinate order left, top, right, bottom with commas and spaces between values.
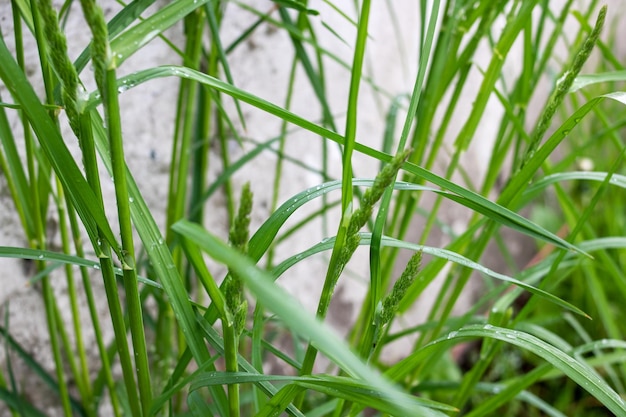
403, 325, 626, 416
500, 91, 626, 208
570, 71, 626, 92
190, 372, 456, 415
273, 0, 319, 16
464, 338, 626, 417
255, 384, 305, 417
194, 318, 305, 417
269, 233, 587, 318
0, 246, 163, 290
88, 111, 211, 365
523, 171, 626, 202
0, 327, 87, 416
0, 98, 34, 238
84, 64, 587, 255
0, 388, 46, 417
149, 355, 219, 416
187, 390, 215, 417
0, 35, 118, 250
248, 179, 434, 262
172, 220, 444, 416
109, 0, 210, 68
73, 0, 159, 74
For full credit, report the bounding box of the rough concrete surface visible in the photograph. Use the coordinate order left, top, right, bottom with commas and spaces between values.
0, 0, 623, 415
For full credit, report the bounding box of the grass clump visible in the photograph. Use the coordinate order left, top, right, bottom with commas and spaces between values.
0, 1, 625, 416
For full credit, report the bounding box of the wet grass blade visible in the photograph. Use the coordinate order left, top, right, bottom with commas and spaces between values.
0, 34, 117, 250
87, 65, 587, 255
172, 220, 437, 416
448, 325, 626, 415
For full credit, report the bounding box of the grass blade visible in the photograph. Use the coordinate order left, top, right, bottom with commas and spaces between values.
0, 35, 118, 250
172, 220, 439, 416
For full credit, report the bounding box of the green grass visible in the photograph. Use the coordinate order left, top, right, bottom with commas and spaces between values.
0, 0, 625, 416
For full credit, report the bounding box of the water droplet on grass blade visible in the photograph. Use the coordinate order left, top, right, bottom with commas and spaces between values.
505, 331, 518, 340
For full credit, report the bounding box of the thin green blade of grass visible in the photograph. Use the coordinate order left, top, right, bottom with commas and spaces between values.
466, 338, 626, 417
497, 91, 626, 221
542, 339, 626, 380
421, 382, 568, 417
278, 8, 337, 131
179, 238, 232, 326
172, 220, 441, 416
0, 98, 34, 238
399, 324, 626, 415
0, 247, 211, 314
570, 70, 626, 92
189, 133, 283, 218
485, 236, 626, 318
519, 5, 606, 170
8, 0, 34, 32
149, 355, 219, 416
230, 0, 392, 103
187, 391, 215, 417
193, 314, 307, 417
273, 0, 319, 15
249, 179, 433, 263
108, 0, 209, 68
0, 34, 118, 250
0, 388, 47, 417
339, 0, 370, 211
367, 0, 441, 355
73, 0, 159, 73
454, 0, 538, 152
255, 384, 306, 417
523, 171, 626, 203
268, 233, 587, 318
88, 111, 211, 366
0, 326, 87, 416
88, 64, 588, 255
190, 373, 456, 415
203, 2, 246, 130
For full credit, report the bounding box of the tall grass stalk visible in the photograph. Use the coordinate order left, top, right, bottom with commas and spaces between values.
0, 1, 625, 416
